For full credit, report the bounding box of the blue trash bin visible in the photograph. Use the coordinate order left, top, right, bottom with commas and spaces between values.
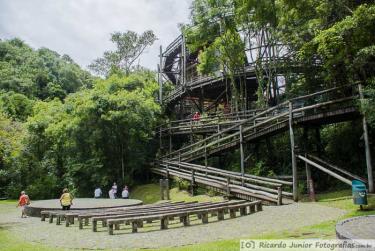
352, 180, 367, 205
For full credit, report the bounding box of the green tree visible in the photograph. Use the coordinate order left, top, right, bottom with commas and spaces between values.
89, 30, 157, 77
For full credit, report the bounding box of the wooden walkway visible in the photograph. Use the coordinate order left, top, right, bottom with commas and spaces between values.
153, 84, 363, 204
163, 85, 359, 162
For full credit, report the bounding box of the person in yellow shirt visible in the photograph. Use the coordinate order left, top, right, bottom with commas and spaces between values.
59, 188, 73, 210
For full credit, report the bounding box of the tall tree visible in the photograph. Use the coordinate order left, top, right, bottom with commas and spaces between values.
89, 30, 157, 77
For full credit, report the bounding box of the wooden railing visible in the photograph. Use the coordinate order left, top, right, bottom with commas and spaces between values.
157, 109, 265, 136
163, 84, 358, 162
154, 84, 359, 204
154, 160, 291, 205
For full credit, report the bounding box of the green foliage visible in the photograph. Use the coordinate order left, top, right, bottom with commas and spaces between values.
0, 37, 161, 199
0, 112, 26, 197
17, 71, 161, 198
0, 38, 93, 101
175, 177, 190, 191
0, 92, 34, 121
89, 30, 157, 77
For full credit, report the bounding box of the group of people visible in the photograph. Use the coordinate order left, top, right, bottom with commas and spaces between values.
16, 188, 73, 217
16, 182, 130, 217
94, 182, 129, 199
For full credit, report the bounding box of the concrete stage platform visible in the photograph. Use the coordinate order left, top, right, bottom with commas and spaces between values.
25, 198, 143, 217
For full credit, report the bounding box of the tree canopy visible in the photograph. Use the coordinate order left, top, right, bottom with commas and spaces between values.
88, 30, 157, 77
0, 37, 161, 199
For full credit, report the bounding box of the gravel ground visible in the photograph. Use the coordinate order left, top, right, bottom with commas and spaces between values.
0, 203, 346, 250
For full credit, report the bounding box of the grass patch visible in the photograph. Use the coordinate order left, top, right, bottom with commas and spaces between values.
130, 183, 224, 204
130, 183, 161, 204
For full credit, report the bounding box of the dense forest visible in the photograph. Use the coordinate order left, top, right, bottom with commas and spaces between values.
0, 35, 161, 198
0, 0, 374, 198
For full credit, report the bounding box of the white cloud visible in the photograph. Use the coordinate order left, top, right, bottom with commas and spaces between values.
0, 0, 192, 70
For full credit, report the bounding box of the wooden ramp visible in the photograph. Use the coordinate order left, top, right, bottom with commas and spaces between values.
152, 84, 366, 204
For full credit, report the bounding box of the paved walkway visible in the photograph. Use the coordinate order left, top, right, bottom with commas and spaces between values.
0, 202, 346, 250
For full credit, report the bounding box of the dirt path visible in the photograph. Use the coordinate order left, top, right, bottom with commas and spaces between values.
0, 203, 346, 250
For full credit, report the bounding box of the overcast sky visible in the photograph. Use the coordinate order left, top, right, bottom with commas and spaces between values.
0, 0, 192, 71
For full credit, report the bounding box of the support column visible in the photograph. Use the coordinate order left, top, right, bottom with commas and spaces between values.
305, 155, 316, 201
169, 123, 172, 154
226, 177, 231, 197
204, 143, 208, 177
160, 179, 165, 200
159, 127, 162, 150
359, 84, 374, 193
303, 128, 316, 201
240, 125, 245, 186
199, 88, 204, 113
158, 45, 163, 104
315, 127, 322, 157
191, 170, 195, 196
165, 178, 170, 200
289, 101, 298, 201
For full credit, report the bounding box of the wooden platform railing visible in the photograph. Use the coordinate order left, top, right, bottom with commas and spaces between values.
153, 85, 360, 203
162, 84, 358, 162
157, 109, 264, 136
154, 161, 291, 205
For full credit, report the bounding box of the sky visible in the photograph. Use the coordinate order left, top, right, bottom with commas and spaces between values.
0, 0, 192, 71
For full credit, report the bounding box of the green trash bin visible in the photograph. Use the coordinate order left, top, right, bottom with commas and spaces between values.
352, 180, 367, 205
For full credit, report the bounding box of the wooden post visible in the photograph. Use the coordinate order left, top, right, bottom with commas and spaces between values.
160, 179, 165, 200
191, 170, 195, 196
165, 178, 170, 200
277, 186, 283, 206
315, 127, 322, 157
181, 34, 186, 87
289, 101, 298, 201
305, 154, 316, 202
169, 123, 172, 154
303, 128, 316, 201
159, 45, 163, 104
359, 84, 374, 193
204, 143, 208, 176
199, 88, 204, 113
240, 125, 245, 186
227, 177, 231, 197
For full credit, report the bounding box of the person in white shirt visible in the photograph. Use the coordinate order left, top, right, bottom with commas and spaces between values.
112, 182, 118, 198
121, 186, 129, 199
94, 187, 102, 198
108, 188, 115, 199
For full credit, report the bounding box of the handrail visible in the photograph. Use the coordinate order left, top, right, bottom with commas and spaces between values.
162, 83, 357, 161
164, 101, 289, 158
157, 109, 264, 132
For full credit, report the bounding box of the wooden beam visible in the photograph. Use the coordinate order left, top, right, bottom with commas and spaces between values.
297, 155, 352, 185
308, 154, 367, 183
305, 154, 316, 202
303, 128, 316, 202
240, 125, 245, 186
359, 84, 374, 193
289, 101, 298, 201
159, 45, 163, 104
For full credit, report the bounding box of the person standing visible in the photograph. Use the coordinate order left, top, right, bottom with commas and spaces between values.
94, 187, 102, 198
16, 191, 30, 218
112, 182, 118, 198
121, 186, 129, 199
59, 188, 73, 210
108, 188, 115, 199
